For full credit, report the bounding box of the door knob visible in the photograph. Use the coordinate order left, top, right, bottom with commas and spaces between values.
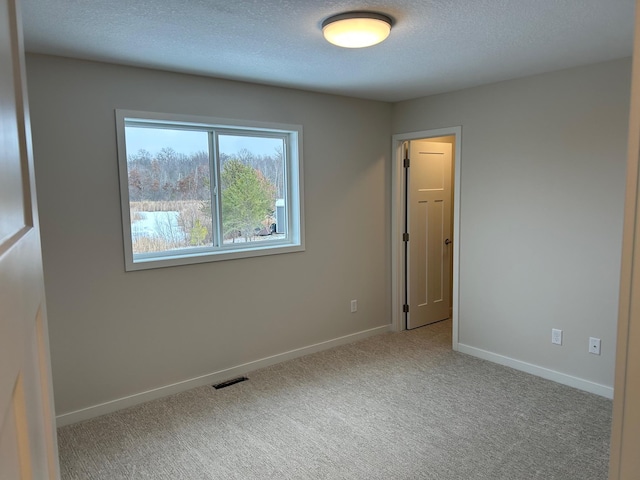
444, 239, 452, 245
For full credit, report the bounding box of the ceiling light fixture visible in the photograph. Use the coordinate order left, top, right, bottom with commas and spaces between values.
322, 12, 392, 49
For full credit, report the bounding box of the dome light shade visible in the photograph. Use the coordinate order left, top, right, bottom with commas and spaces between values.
322, 12, 392, 48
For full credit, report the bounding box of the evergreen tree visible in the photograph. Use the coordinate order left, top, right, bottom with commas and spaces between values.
221, 159, 275, 241
189, 219, 208, 246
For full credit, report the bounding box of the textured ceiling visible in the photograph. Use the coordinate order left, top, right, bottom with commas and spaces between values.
21, 0, 636, 102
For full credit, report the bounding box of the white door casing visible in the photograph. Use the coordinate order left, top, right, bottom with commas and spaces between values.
0, 0, 60, 478
609, 1, 640, 477
407, 140, 453, 329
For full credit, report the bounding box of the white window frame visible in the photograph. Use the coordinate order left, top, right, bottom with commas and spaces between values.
115, 109, 305, 271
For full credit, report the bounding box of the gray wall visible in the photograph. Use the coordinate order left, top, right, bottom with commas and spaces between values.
27, 53, 630, 417
26, 54, 392, 415
393, 58, 631, 388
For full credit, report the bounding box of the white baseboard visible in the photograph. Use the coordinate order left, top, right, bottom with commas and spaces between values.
457, 343, 614, 399
56, 324, 392, 427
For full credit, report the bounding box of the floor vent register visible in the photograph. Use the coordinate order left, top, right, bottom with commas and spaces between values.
212, 377, 248, 390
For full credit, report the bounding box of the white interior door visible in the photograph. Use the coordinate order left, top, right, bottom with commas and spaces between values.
0, 0, 60, 477
407, 140, 452, 329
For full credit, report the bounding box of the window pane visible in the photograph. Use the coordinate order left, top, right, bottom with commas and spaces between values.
218, 134, 285, 244
117, 110, 304, 270
125, 126, 213, 254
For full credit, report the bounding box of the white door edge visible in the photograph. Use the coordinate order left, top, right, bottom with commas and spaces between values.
390, 126, 462, 351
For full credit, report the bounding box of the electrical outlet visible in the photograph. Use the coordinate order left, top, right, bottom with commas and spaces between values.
589, 337, 601, 355
551, 328, 562, 345
350, 300, 357, 313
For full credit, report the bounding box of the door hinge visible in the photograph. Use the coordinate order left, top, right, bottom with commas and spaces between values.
403, 304, 409, 313
402, 233, 409, 242
403, 157, 410, 168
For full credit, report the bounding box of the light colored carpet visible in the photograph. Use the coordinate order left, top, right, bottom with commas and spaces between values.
57, 320, 612, 479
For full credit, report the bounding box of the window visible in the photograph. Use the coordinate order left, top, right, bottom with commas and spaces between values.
115, 110, 304, 271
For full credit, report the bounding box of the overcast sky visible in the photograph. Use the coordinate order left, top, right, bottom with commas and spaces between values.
125, 126, 282, 158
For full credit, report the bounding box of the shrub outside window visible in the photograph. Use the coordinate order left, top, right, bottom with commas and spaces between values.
115, 110, 304, 271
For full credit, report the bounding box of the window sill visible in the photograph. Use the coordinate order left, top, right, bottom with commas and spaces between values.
126, 242, 305, 271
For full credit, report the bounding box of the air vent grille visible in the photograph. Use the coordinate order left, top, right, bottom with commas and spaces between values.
212, 376, 248, 389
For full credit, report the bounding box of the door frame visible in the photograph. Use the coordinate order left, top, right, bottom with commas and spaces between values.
391, 126, 462, 350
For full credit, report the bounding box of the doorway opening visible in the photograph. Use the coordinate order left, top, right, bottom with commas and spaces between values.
391, 127, 461, 350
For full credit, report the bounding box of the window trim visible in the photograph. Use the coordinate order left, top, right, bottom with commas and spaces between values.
115, 109, 305, 271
